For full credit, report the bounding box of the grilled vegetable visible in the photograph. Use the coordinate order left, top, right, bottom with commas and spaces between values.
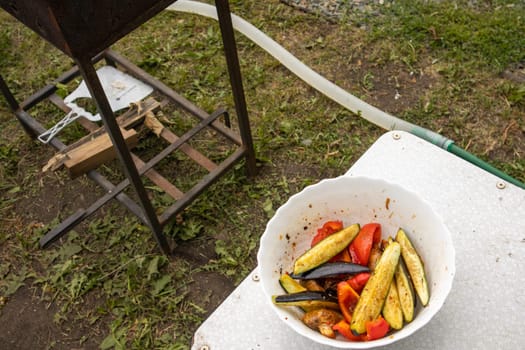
350, 241, 401, 335
382, 280, 404, 330
291, 262, 370, 280
273, 291, 339, 310
278, 274, 322, 312
293, 224, 360, 275
301, 279, 325, 292
302, 308, 343, 338
333, 319, 365, 341
347, 272, 371, 294
348, 223, 381, 266
395, 228, 429, 306
279, 273, 307, 294
337, 281, 360, 323
395, 260, 415, 322
365, 316, 390, 340
367, 241, 383, 271
311, 220, 344, 247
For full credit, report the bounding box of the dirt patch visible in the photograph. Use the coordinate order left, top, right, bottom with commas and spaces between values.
501, 61, 525, 83
280, 0, 383, 21
349, 60, 437, 115
186, 271, 235, 319
0, 139, 117, 349
0, 286, 100, 350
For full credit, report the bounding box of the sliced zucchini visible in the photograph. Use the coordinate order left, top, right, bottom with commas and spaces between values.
395, 260, 415, 322
293, 224, 360, 275
279, 273, 307, 294
395, 228, 429, 306
350, 241, 401, 335
382, 280, 403, 330
278, 274, 318, 312
273, 291, 339, 310
291, 262, 369, 280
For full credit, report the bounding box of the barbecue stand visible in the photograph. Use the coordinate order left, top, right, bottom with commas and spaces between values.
0, 0, 257, 254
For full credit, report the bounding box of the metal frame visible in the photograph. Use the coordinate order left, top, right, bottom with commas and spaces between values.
0, 0, 256, 254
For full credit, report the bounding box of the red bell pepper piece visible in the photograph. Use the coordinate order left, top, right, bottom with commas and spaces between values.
365, 316, 390, 341
346, 272, 371, 294
323, 220, 344, 232
332, 319, 364, 341
337, 281, 359, 323
348, 223, 381, 266
310, 220, 343, 247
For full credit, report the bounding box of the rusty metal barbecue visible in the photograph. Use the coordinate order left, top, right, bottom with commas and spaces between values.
0, 0, 257, 254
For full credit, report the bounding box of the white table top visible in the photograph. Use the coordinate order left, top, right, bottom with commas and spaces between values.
191, 130, 525, 350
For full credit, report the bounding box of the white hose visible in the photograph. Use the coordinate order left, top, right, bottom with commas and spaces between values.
166, 1, 452, 148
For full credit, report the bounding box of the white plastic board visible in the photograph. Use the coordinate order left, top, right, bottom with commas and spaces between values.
192, 130, 525, 350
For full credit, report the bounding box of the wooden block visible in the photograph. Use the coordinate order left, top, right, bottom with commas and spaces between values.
64, 128, 138, 178
43, 97, 161, 173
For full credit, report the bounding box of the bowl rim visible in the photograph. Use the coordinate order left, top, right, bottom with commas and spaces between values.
257, 175, 456, 348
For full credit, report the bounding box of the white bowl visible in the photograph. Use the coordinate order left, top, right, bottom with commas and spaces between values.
257, 175, 455, 348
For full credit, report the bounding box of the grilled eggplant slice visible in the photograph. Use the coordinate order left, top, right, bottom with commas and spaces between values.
395, 228, 429, 306
273, 291, 339, 310
293, 224, 360, 275
291, 262, 370, 280
350, 241, 401, 335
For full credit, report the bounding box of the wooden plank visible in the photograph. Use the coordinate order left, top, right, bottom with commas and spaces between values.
131, 154, 184, 200
160, 127, 217, 172
64, 127, 138, 178
43, 97, 160, 172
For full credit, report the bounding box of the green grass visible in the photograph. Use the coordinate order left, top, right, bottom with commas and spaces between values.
364, 0, 524, 69
0, 0, 524, 349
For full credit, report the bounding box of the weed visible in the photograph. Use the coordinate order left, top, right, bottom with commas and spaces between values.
498, 81, 525, 108
0, 143, 19, 182
361, 71, 375, 91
